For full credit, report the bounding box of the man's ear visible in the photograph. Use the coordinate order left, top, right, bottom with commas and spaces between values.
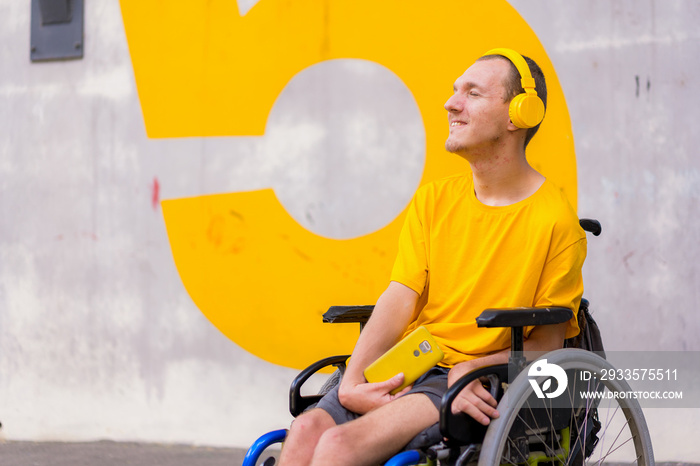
507, 118, 523, 132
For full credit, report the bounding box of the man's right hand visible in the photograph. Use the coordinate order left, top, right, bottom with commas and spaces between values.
335, 282, 419, 415
448, 360, 500, 426
337, 373, 412, 415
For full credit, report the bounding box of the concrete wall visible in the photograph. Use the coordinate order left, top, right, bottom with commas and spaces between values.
509, 0, 700, 457
0, 0, 698, 459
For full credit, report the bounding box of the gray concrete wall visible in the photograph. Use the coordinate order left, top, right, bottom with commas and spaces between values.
0, 0, 698, 460
1, 0, 298, 447
510, 1, 700, 457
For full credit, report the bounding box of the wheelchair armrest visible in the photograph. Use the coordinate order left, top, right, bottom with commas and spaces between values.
477, 307, 573, 374
439, 364, 509, 445
289, 354, 350, 417
323, 305, 374, 325
476, 307, 573, 328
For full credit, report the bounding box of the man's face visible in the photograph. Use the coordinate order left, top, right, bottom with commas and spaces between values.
444, 58, 512, 156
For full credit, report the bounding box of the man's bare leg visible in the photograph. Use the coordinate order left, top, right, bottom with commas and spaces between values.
278, 408, 336, 466
310, 393, 439, 466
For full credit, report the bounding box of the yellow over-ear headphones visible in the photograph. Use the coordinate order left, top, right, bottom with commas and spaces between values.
482, 48, 545, 129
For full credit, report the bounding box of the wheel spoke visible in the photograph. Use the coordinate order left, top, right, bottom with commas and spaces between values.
476, 351, 653, 466
571, 375, 593, 462
510, 400, 562, 459
502, 436, 527, 465
597, 435, 635, 463
593, 397, 622, 464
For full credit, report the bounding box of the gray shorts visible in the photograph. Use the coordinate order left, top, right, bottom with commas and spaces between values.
314, 366, 449, 449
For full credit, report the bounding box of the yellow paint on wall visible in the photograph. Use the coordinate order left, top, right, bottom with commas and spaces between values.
121, 0, 579, 369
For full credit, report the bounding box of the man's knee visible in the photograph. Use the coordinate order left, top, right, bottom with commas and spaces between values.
315, 425, 355, 458
289, 408, 335, 439
279, 410, 336, 466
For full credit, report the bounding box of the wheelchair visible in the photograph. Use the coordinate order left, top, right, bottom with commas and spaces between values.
243, 220, 655, 465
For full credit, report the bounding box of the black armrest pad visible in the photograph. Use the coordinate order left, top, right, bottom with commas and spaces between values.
476, 307, 573, 328
323, 305, 374, 324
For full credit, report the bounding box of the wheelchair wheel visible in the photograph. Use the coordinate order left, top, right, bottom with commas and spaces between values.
478, 349, 654, 466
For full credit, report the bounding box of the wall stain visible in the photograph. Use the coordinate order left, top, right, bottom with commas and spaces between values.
229, 209, 244, 221
151, 177, 160, 211
293, 246, 312, 262
206, 215, 225, 247
622, 251, 636, 274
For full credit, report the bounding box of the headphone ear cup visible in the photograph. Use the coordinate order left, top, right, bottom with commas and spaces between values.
509, 93, 545, 129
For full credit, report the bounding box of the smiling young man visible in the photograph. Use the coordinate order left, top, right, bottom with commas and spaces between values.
278, 50, 586, 466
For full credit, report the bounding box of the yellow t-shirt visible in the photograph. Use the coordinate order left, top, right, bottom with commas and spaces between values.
390, 174, 586, 367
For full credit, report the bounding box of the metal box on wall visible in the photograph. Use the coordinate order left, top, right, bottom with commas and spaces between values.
30, 0, 84, 62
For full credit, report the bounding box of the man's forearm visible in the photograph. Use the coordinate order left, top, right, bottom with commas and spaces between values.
448, 321, 568, 386
336, 282, 420, 414
446, 322, 569, 424
342, 282, 419, 384
447, 350, 509, 387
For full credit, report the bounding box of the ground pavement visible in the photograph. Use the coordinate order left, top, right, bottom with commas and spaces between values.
0, 440, 280, 466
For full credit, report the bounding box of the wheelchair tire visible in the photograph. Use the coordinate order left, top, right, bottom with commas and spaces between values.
478, 349, 654, 466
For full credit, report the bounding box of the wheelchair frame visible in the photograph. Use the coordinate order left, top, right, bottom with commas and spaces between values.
243, 220, 655, 466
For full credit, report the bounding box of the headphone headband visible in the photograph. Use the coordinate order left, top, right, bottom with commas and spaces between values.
481, 47, 545, 129
482, 48, 537, 95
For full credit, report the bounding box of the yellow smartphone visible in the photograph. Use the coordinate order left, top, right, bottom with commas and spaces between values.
364, 326, 444, 395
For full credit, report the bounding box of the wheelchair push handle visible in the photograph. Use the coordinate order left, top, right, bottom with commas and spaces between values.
579, 218, 602, 236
